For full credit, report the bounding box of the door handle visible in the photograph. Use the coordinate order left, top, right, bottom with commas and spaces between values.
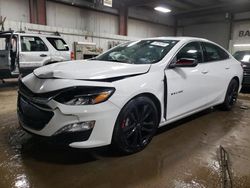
225, 67, 230, 70
201, 71, 209, 74
40, 54, 47, 57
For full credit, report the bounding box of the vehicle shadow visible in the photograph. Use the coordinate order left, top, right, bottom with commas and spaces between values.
156, 107, 214, 135
241, 87, 250, 93
0, 79, 18, 91
18, 132, 103, 165
16, 108, 215, 164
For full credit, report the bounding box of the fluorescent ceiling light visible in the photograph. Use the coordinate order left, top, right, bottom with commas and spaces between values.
234, 44, 250, 47
154, 6, 171, 13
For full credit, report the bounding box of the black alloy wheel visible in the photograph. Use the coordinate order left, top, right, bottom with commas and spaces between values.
112, 96, 159, 154
220, 79, 239, 111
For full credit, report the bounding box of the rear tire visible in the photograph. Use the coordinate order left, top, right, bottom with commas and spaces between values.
112, 96, 159, 154
220, 79, 239, 111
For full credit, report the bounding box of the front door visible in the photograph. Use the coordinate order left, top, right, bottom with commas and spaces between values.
165, 42, 208, 121
19, 35, 50, 76
0, 31, 19, 78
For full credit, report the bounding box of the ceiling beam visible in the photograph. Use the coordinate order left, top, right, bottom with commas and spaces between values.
49, 0, 118, 14
125, 0, 159, 7
175, 1, 250, 18
162, 0, 194, 10
174, 0, 200, 8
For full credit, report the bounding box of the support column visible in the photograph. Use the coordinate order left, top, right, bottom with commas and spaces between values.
29, 0, 46, 25
29, 0, 36, 24
119, 5, 128, 36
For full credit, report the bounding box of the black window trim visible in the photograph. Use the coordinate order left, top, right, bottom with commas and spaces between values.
21, 36, 49, 52
166, 40, 231, 69
201, 42, 230, 64
174, 41, 204, 64
46, 37, 69, 51
167, 40, 200, 69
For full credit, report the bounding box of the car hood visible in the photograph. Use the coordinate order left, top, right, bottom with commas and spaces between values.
33, 60, 151, 80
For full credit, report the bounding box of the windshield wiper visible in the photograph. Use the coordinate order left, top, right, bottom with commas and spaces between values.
104, 59, 132, 64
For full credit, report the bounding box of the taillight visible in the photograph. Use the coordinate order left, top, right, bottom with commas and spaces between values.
71, 51, 75, 60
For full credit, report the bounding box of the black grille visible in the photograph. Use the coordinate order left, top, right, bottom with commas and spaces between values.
243, 67, 250, 76
18, 95, 54, 131
18, 80, 58, 99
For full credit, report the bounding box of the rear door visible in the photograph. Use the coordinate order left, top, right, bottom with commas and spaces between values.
19, 35, 51, 75
200, 42, 232, 102
46, 37, 71, 61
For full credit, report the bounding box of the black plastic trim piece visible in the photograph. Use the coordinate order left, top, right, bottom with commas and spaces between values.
18, 95, 54, 131
163, 75, 167, 120
34, 71, 149, 83
21, 126, 93, 145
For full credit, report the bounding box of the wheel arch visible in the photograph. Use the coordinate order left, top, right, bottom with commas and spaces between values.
232, 76, 240, 90
130, 92, 162, 125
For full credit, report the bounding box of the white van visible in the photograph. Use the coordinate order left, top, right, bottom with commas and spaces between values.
0, 31, 72, 79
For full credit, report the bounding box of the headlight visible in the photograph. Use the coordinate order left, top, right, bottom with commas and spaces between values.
54, 87, 115, 105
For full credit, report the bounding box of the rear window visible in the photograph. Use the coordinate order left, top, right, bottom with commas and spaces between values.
47, 37, 69, 51
202, 42, 229, 62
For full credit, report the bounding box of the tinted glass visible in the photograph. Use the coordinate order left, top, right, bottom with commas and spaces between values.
21, 36, 48, 52
94, 40, 179, 64
176, 42, 202, 63
233, 51, 250, 63
202, 42, 229, 62
47, 37, 69, 51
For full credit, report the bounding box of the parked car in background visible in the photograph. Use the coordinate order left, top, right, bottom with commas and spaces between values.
18, 37, 243, 154
0, 31, 72, 79
233, 50, 250, 87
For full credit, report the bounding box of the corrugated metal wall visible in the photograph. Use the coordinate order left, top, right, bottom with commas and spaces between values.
47, 1, 119, 35
179, 22, 230, 49
128, 19, 174, 38
177, 14, 231, 49
0, 0, 174, 50
0, 0, 29, 23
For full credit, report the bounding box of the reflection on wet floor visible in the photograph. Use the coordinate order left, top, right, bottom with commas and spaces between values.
0, 85, 250, 188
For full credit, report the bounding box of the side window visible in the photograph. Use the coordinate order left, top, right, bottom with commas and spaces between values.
21, 36, 48, 52
176, 42, 202, 63
46, 37, 69, 51
202, 42, 229, 62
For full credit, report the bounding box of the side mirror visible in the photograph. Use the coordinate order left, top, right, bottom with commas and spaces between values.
169, 58, 198, 68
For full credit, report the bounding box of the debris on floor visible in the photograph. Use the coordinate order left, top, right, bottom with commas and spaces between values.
220, 146, 233, 188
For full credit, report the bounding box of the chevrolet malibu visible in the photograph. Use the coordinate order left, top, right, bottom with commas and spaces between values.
18, 37, 243, 154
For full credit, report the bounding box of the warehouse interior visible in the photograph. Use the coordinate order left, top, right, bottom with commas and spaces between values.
1, 0, 250, 187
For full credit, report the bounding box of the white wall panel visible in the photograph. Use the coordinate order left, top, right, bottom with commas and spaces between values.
46, 1, 119, 35
128, 19, 174, 38
0, 0, 29, 23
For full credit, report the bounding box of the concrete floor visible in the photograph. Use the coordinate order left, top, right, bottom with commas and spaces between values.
0, 80, 250, 188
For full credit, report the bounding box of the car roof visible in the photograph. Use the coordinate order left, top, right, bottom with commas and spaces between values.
140, 36, 210, 42
13, 32, 63, 38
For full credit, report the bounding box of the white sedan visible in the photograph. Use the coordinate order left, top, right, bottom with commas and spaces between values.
18, 37, 243, 154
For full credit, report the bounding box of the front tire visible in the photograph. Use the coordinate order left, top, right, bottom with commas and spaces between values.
112, 96, 159, 154
220, 79, 239, 111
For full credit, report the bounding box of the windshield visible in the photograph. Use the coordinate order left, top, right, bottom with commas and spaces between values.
94, 40, 179, 64
233, 51, 250, 63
